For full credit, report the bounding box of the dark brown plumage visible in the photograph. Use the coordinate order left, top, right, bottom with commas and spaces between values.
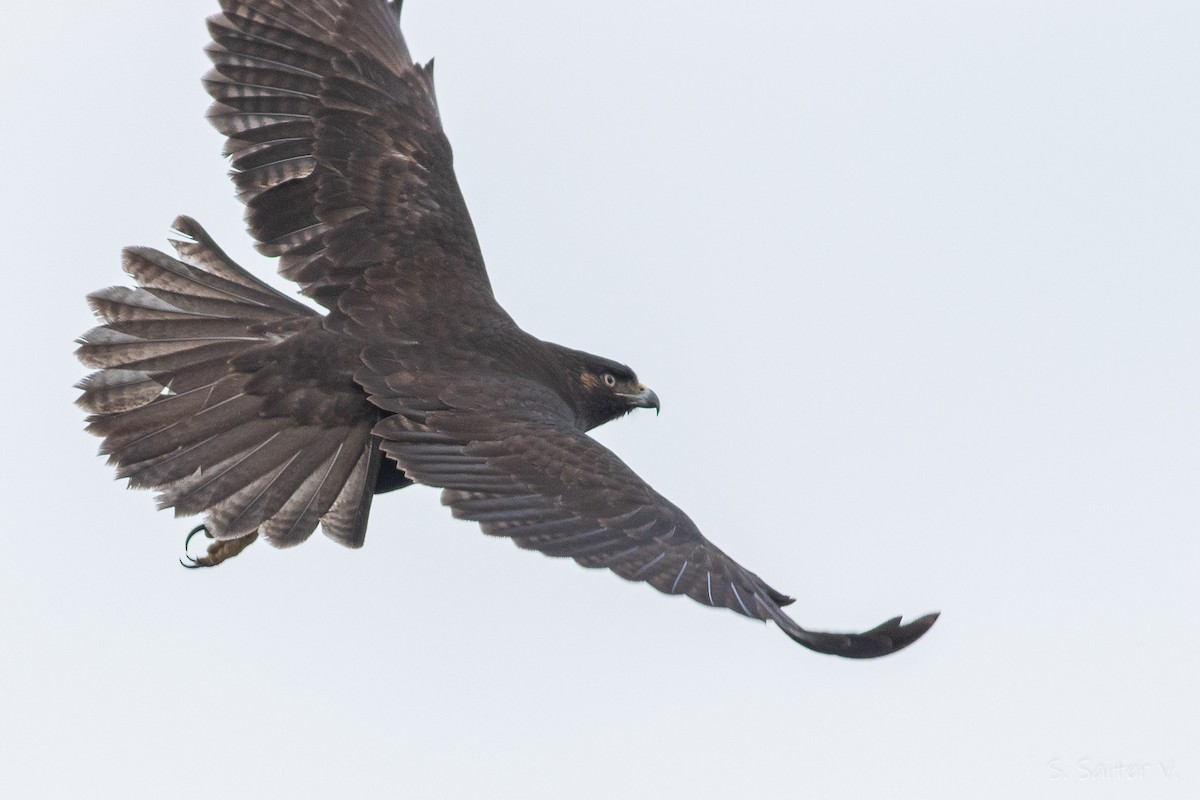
76, 0, 938, 658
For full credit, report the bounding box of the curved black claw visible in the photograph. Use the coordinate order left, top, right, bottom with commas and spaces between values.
179, 529, 258, 569
180, 525, 213, 569
779, 611, 941, 659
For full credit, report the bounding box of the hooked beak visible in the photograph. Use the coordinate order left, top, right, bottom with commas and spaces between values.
621, 384, 661, 415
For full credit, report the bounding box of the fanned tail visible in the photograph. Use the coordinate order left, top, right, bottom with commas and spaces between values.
77, 217, 389, 563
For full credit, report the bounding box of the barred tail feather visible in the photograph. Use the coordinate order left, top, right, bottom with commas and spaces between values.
77, 217, 385, 559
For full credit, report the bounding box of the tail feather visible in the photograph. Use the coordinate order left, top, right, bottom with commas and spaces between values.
121, 246, 277, 306
260, 434, 365, 547
86, 380, 231, 446
75, 369, 166, 415
119, 415, 284, 489
196, 427, 344, 529
90, 316, 274, 343
109, 391, 265, 471
92, 286, 293, 323
78, 328, 256, 369
167, 424, 318, 516
319, 434, 382, 548
261, 426, 373, 548
79, 217, 391, 561
168, 215, 316, 315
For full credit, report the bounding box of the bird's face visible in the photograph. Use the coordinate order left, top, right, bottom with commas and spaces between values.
577, 362, 660, 430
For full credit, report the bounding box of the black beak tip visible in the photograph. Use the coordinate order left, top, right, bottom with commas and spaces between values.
640, 386, 661, 415
621, 384, 660, 415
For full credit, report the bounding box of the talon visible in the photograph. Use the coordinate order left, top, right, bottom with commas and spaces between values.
179, 529, 259, 569
186, 524, 212, 548
181, 525, 210, 568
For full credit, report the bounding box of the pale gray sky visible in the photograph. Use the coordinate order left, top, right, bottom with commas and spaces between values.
2, 1, 1197, 798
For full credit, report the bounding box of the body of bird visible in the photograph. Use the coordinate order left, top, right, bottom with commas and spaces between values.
76, 0, 937, 659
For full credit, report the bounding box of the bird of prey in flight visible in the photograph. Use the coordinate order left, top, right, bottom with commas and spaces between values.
76, 0, 938, 658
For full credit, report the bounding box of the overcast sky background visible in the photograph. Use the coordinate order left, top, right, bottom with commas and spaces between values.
2, 1, 1197, 797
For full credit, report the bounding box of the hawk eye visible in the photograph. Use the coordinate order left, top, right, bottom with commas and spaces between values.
602, 372, 617, 388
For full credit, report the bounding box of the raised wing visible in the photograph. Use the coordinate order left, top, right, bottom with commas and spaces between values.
205, 0, 496, 315
369, 384, 937, 659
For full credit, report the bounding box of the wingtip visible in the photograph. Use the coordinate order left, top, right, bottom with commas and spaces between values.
781, 610, 940, 659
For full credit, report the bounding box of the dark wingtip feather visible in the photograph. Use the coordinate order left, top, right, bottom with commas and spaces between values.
783, 611, 940, 659
765, 586, 796, 607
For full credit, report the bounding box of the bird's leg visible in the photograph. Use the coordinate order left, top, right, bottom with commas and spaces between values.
180, 525, 258, 568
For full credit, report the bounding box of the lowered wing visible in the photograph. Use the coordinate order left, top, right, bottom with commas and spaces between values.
366, 374, 937, 659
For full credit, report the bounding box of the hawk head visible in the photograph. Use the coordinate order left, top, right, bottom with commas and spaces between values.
572, 355, 659, 430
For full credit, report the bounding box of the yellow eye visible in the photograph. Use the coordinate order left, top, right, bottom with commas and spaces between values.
603, 373, 617, 388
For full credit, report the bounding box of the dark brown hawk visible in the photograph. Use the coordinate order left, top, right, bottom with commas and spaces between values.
76, 0, 938, 658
